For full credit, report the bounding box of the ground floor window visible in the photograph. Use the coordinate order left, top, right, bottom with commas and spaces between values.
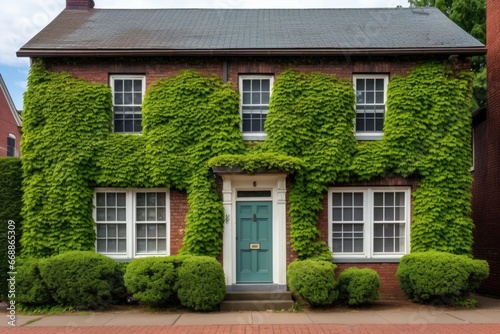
94, 188, 169, 259
328, 187, 410, 261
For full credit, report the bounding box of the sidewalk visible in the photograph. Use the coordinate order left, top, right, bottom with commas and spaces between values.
2, 294, 500, 333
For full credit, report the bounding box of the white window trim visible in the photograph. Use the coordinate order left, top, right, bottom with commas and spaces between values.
239, 75, 274, 141
109, 75, 146, 134
353, 74, 389, 141
328, 186, 411, 262
93, 188, 170, 260
7, 133, 18, 157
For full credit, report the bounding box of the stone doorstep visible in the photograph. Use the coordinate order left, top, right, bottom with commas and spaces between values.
220, 291, 295, 311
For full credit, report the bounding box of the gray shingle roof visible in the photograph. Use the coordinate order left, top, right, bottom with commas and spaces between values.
18, 7, 485, 57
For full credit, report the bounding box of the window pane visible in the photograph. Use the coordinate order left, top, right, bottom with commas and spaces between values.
354, 193, 363, 206
96, 193, 106, 206
158, 224, 167, 237
117, 193, 126, 206
333, 241, 342, 253
147, 208, 156, 221
366, 79, 374, 90
252, 92, 260, 104
157, 208, 166, 221
332, 193, 342, 206
158, 239, 167, 252
242, 80, 250, 91
136, 193, 145, 206
243, 92, 251, 104
124, 80, 133, 92
97, 224, 106, 237
374, 224, 383, 237
385, 207, 394, 221
118, 239, 127, 252
107, 193, 116, 206
114, 80, 123, 92
376, 79, 384, 90
137, 239, 146, 252
374, 207, 384, 221
147, 193, 156, 206
344, 239, 353, 252
374, 238, 383, 252
107, 208, 116, 221
356, 79, 364, 90
107, 240, 116, 252
343, 208, 353, 221
366, 92, 374, 104
117, 208, 126, 221
137, 224, 146, 238
147, 240, 157, 252
157, 192, 166, 206
136, 208, 145, 221
97, 240, 106, 252
385, 193, 394, 206
118, 224, 126, 238
147, 224, 157, 237
107, 224, 117, 238
354, 239, 363, 252
96, 208, 106, 221
252, 80, 260, 91
395, 207, 404, 221
133, 79, 142, 92
262, 79, 270, 91
354, 208, 363, 221
343, 193, 352, 206
395, 192, 405, 206
374, 193, 383, 206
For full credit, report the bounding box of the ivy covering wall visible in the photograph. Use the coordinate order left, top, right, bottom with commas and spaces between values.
21, 60, 475, 259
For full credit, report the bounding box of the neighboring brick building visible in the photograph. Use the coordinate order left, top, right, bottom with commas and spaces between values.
17, 0, 484, 299
0, 74, 22, 157
472, 0, 500, 297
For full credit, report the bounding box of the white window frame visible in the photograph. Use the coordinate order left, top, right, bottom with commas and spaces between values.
7, 133, 17, 157
239, 75, 274, 141
353, 74, 389, 141
110, 75, 146, 134
328, 187, 411, 262
93, 188, 170, 260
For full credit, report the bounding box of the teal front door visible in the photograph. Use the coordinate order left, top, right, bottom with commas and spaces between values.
236, 201, 273, 283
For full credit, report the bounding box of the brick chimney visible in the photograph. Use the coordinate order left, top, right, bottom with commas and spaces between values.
66, 0, 95, 10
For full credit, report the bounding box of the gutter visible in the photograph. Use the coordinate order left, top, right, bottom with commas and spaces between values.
16, 47, 487, 58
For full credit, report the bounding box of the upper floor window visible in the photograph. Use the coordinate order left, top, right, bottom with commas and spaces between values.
239, 75, 273, 141
94, 188, 169, 259
110, 75, 145, 133
7, 134, 16, 157
354, 75, 388, 140
328, 187, 410, 261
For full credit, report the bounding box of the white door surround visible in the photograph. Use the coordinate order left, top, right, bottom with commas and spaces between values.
220, 173, 287, 290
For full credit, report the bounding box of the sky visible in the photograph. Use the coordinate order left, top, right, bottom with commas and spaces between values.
0, 0, 409, 111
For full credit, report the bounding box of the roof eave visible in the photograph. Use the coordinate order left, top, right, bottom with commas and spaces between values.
17, 47, 487, 58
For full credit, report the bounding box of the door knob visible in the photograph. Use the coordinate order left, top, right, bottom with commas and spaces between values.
253, 213, 257, 221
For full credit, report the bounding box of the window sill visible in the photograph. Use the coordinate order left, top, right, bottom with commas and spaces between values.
332, 256, 404, 264
243, 133, 267, 141
355, 133, 383, 141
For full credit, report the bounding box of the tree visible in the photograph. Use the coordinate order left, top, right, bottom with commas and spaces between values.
409, 0, 486, 106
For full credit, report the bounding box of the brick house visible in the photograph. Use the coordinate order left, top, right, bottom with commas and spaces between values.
0, 74, 22, 157
17, 0, 484, 299
472, 0, 500, 297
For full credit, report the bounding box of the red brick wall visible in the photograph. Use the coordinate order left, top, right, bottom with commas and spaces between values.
0, 85, 21, 157
472, 0, 500, 296
43, 56, 429, 91
169, 189, 188, 255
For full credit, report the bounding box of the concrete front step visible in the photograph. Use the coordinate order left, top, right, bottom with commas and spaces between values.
224, 291, 293, 301
220, 300, 295, 312
220, 291, 295, 311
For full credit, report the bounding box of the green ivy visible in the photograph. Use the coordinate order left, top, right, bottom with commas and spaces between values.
21, 60, 475, 260
351, 62, 475, 255
263, 69, 356, 259
21, 61, 112, 258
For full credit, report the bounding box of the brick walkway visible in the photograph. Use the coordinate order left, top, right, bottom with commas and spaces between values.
3, 324, 500, 334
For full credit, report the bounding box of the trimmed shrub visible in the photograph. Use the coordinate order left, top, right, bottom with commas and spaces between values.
39, 251, 125, 310
338, 267, 380, 306
0, 158, 23, 300
124, 255, 190, 307
396, 251, 489, 304
176, 256, 226, 311
16, 258, 54, 307
287, 259, 338, 306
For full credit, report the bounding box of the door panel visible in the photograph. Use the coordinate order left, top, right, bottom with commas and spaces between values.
236, 201, 272, 283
